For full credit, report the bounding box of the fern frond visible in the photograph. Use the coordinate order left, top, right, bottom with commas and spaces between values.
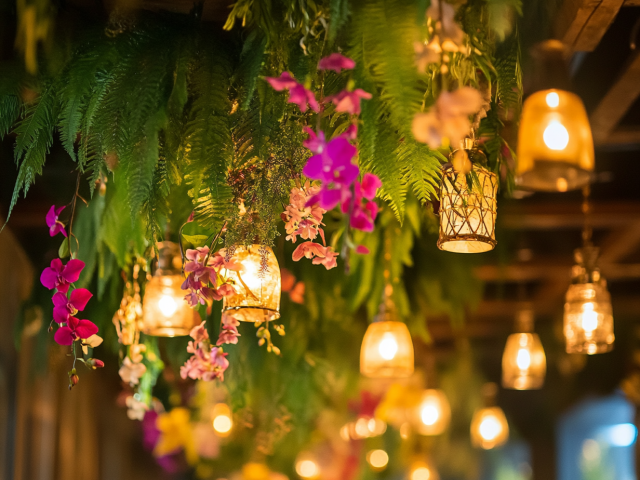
0, 94, 20, 139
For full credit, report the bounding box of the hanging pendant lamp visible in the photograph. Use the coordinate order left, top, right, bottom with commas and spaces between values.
360, 286, 414, 378
501, 309, 546, 390
516, 40, 594, 192
470, 383, 509, 450
410, 388, 451, 435
438, 138, 498, 253
222, 244, 281, 323
142, 242, 201, 337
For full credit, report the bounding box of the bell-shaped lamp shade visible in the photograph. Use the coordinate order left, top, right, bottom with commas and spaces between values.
502, 333, 547, 390
516, 89, 594, 192
222, 245, 281, 323
411, 389, 451, 435
470, 406, 509, 450
142, 243, 200, 337
360, 321, 414, 378
564, 283, 614, 354
438, 143, 498, 253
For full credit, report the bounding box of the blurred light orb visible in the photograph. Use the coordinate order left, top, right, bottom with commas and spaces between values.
379, 333, 399, 360
546, 91, 560, 108
211, 403, 233, 437
296, 460, 319, 479
604, 423, 638, 447
543, 121, 570, 151
158, 294, 178, 317
421, 404, 440, 426
366, 449, 389, 470
360, 321, 414, 378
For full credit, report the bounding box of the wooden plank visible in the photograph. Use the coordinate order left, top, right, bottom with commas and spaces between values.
590, 52, 640, 142
556, 0, 625, 51
623, 0, 640, 5
596, 126, 640, 146
501, 202, 640, 229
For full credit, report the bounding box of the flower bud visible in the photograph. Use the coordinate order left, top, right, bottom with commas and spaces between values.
87, 358, 105, 369
70, 374, 79, 386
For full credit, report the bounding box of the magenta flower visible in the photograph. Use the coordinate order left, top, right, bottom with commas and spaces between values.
355, 245, 370, 255
264, 72, 298, 91
46, 205, 67, 237
54, 316, 99, 345
318, 53, 356, 73
326, 89, 372, 115
40, 258, 85, 293
52, 288, 93, 323
350, 201, 379, 232
361, 173, 382, 199
302, 127, 326, 153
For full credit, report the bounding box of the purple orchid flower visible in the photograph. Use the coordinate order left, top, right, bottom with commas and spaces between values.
46, 205, 67, 237
54, 316, 99, 345
303, 136, 359, 185
52, 288, 93, 323
326, 88, 372, 115
40, 259, 85, 293
318, 53, 356, 73
302, 127, 326, 153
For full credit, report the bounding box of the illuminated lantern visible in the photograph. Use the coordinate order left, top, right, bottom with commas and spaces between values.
409, 460, 440, 480
222, 245, 281, 323
360, 321, 414, 378
340, 417, 387, 440
142, 242, 200, 337
295, 453, 320, 480
366, 449, 389, 471
411, 389, 451, 435
211, 403, 233, 437
564, 246, 614, 354
470, 383, 509, 449
516, 40, 594, 192
502, 309, 546, 390
438, 139, 498, 253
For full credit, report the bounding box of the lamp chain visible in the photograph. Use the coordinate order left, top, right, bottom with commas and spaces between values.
581, 185, 593, 247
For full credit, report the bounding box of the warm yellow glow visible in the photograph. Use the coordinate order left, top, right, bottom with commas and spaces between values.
366, 450, 389, 470
438, 147, 498, 253
502, 333, 546, 390
211, 403, 233, 437
213, 415, 232, 434
516, 89, 594, 192
343, 417, 387, 440
471, 407, 509, 449
378, 333, 399, 360
360, 321, 414, 378
412, 389, 451, 435
158, 294, 178, 317
296, 460, 319, 479
516, 348, 531, 370
543, 121, 570, 150
222, 245, 281, 323
409, 461, 439, 480
546, 91, 560, 107
564, 283, 614, 354
411, 467, 431, 480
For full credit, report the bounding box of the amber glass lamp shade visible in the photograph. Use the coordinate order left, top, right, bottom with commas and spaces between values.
142, 242, 200, 337
222, 245, 281, 323
438, 141, 498, 253
409, 460, 440, 480
410, 389, 451, 435
211, 403, 233, 437
502, 333, 546, 390
470, 406, 509, 450
516, 89, 594, 192
360, 321, 414, 378
564, 246, 614, 354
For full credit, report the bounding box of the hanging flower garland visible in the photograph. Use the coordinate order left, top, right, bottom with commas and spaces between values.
39, 181, 104, 389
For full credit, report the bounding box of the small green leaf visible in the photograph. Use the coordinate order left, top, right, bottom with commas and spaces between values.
182, 234, 210, 248
59, 239, 70, 258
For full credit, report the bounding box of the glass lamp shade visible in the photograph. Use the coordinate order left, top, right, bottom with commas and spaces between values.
516, 89, 594, 192
470, 406, 509, 450
142, 243, 200, 337
409, 460, 440, 480
501, 333, 546, 390
409, 389, 451, 435
438, 144, 498, 253
211, 403, 233, 437
564, 283, 614, 354
295, 453, 321, 480
222, 245, 281, 323
360, 321, 414, 378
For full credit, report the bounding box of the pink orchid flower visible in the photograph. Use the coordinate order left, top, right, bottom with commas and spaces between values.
302, 127, 326, 153
52, 288, 93, 323
318, 53, 356, 73
189, 323, 210, 343
355, 245, 370, 254
46, 205, 67, 237
216, 283, 236, 297
217, 326, 240, 346
360, 173, 382, 199
264, 72, 299, 91
292, 242, 326, 261
40, 258, 85, 293
350, 201, 379, 232
54, 316, 99, 345
326, 89, 372, 115
265, 73, 320, 113
312, 246, 339, 270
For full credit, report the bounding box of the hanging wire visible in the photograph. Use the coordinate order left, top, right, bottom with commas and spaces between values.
581, 185, 593, 247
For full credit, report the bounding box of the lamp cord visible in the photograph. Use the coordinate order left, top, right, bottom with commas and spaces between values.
582, 185, 593, 247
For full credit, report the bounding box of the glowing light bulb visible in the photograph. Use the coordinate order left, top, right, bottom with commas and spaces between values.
581, 302, 598, 332
421, 404, 440, 426
213, 414, 232, 434
546, 91, 560, 108
411, 467, 431, 480
366, 449, 389, 470
158, 294, 178, 317
543, 121, 570, 150
479, 415, 502, 441
516, 348, 531, 370
296, 460, 319, 478
378, 333, 398, 360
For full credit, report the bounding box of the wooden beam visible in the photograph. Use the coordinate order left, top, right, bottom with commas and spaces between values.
623, 0, 640, 5
596, 126, 640, 146
590, 52, 640, 143
556, 0, 625, 52
475, 262, 640, 282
